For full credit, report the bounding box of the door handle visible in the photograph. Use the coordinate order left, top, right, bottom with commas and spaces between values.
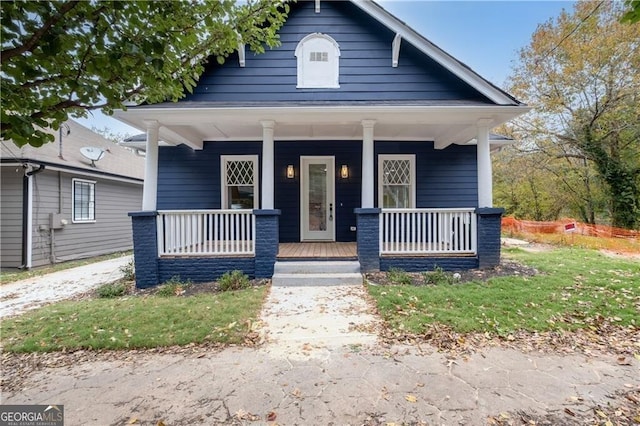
329, 203, 333, 221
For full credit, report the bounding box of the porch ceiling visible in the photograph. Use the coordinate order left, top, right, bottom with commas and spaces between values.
113, 105, 529, 150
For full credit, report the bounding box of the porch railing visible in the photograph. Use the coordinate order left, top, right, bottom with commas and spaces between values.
157, 210, 255, 256
380, 208, 477, 255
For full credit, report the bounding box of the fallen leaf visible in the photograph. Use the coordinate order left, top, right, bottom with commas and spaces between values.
235, 409, 259, 421
128, 418, 138, 424
405, 394, 417, 403
596, 409, 607, 418
157, 421, 165, 426
266, 411, 277, 421
617, 357, 632, 365
564, 408, 575, 416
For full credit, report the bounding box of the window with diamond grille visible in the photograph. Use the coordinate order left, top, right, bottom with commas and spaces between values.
379, 155, 415, 208
72, 178, 96, 222
221, 156, 258, 209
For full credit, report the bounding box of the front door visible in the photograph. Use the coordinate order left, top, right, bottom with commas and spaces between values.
301, 156, 335, 241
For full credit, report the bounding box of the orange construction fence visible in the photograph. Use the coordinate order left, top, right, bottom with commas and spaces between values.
502, 217, 640, 240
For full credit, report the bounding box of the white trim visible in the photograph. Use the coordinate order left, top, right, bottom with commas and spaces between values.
260, 120, 275, 209
71, 178, 96, 223
0, 163, 143, 185
476, 120, 493, 207
300, 156, 335, 241
361, 119, 376, 208
26, 174, 33, 268
378, 154, 416, 209
315, 0, 320, 13
380, 208, 477, 255
295, 33, 341, 89
114, 105, 530, 123
142, 120, 159, 211
220, 155, 259, 210
392, 33, 401, 68
238, 43, 246, 67
349, 1, 519, 105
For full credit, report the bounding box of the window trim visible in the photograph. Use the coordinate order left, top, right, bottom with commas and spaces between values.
220, 155, 259, 210
71, 178, 96, 223
295, 32, 341, 89
377, 154, 416, 209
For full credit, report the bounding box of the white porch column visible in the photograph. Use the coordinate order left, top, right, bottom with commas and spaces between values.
142, 120, 159, 211
361, 119, 376, 208
260, 120, 275, 209
476, 119, 493, 208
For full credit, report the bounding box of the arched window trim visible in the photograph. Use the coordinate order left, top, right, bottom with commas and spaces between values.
295, 33, 340, 89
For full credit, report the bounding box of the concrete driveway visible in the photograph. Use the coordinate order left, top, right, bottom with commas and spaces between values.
0, 255, 132, 318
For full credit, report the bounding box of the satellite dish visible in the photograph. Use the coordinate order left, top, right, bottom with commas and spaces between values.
80, 147, 105, 167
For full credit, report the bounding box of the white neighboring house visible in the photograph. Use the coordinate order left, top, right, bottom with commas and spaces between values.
0, 120, 145, 269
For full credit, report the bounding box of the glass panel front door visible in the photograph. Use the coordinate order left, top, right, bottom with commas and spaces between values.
301, 157, 335, 241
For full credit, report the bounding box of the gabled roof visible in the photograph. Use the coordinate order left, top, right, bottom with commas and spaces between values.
0, 120, 145, 181
113, 0, 529, 149
351, 0, 521, 106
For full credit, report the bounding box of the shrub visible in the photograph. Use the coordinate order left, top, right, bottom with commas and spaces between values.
156, 276, 191, 297
120, 260, 135, 281
218, 270, 250, 291
96, 282, 127, 298
422, 266, 458, 285
387, 268, 412, 285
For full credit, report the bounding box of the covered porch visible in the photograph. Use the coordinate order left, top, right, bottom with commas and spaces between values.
118, 106, 518, 287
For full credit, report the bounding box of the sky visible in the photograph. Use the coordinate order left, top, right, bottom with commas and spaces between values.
77, 0, 575, 136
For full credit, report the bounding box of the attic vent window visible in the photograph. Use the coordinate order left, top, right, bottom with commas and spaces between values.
295, 33, 340, 88
310, 52, 328, 62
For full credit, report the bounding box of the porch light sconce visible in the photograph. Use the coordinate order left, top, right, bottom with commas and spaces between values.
340, 164, 349, 179
286, 164, 295, 179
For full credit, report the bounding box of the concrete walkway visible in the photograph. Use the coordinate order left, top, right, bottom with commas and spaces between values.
0, 255, 132, 318
1, 268, 638, 425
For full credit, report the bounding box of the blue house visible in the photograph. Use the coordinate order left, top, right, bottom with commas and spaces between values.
114, 0, 529, 288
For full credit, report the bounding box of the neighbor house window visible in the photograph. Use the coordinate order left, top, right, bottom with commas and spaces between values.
378, 155, 416, 208
72, 178, 96, 222
295, 33, 340, 88
221, 155, 259, 209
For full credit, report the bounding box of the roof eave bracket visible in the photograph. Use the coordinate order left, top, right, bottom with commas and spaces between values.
392, 33, 401, 68
238, 43, 246, 68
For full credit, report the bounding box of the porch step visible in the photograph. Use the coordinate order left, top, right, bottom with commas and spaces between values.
272, 261, 363, 286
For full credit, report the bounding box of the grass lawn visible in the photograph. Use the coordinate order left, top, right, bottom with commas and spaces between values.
367, 247, 639, 336
1, 287, 266, 353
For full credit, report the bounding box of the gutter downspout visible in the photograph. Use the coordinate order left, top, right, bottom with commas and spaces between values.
24, 164, 45, 269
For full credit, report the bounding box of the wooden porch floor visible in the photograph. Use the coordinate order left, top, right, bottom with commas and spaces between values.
278, 242, 357, 259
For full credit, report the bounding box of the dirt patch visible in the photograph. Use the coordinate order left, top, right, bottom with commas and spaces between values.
600, 249, 640, 260
84, 278, 270, 299
366, 258, 539, 287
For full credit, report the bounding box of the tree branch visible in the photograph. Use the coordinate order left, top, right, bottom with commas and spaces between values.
1, 1, 80, 63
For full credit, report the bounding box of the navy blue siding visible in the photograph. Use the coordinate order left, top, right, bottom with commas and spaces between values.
183, 1, 490, 104
274, 141, 361, 242
375, 142, 478, 208
157, 142, 262, 210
